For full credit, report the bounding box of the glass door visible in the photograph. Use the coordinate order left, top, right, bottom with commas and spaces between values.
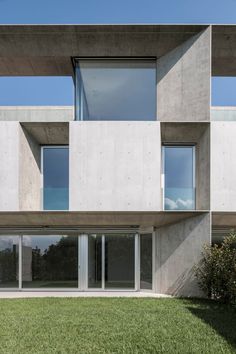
87, 233, 136, 290
140, 233, 153, 290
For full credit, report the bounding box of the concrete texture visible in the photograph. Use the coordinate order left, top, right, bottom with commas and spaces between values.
0, 291, 172, 298
0, 122, 19, 210
211, 122, 236, 211
21, 122, 69, 145
19, 125, 41, 210
157, 28, 211, 122
0, 106, 74, 122
0, 25, 206, 76
161, 123, 210, 210
212, 25, 236, 76
70, 121, 161, 211
154, 213, 210, 297
211, 107, 236, 121
0, 211, 204, 228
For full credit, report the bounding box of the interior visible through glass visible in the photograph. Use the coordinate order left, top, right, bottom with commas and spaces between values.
164, 145, 195, 210
75, 59, 156, 121
43, 147, 69, 210
105, 234, 135, 289
22, 235, 78, 288
88, 234, 102, 288
0, 236, 19, 288
140, 234, 152, 290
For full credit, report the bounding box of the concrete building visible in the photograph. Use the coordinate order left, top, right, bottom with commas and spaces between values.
0, 24, 234, 295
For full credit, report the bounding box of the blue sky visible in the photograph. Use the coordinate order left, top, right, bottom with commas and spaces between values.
0, 0, 236, 106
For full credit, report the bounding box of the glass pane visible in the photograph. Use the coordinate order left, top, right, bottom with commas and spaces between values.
88, 234, 102, 288
105, 234, 135, 289
164, 146, 195, 210
43, 147, 69, 210
140, 234, 152, 290
22, 235, 78, 288
0, 236, 19, 288
75, 59, 156, 121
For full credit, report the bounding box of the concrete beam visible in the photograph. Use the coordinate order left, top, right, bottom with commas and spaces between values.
0, 25, 206, 76
0, 211, 206, 228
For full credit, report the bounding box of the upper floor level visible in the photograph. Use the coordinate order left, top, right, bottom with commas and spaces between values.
0, 24, 235, 123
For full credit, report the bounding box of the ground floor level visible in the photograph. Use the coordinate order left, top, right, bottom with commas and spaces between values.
0, 212, 214, 296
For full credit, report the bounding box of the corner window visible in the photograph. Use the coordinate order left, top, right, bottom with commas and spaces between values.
42, 146, 69, 210
75, 58, 156, 121
163, 145, 196, 210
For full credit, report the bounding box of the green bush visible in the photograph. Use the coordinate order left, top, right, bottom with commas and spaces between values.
195, 233, 236, 304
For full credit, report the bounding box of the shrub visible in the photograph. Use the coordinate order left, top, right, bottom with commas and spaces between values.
195, 232, 236, 304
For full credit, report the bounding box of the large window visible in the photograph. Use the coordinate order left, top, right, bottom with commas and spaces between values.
0, 236, 19, 288
22, 235, 78, 288
75, 59, 156, 121
163, 145, 196, 210
42, 146, 69, 210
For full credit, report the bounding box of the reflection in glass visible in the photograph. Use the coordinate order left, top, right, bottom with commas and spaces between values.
22, 235, 78, 288
105, 234, 135, 289
75, 59, 156, 121
43, 147, 69, 210
164, 146, 195, 210
140, 234, 152, 290
88, 235, 102, 288
0, 236, 19, 288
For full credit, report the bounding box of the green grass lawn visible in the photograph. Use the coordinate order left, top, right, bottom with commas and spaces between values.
0, 298, 235, 354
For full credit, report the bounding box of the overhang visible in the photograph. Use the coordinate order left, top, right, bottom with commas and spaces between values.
0, 24, 206, 76
0, 211, 206, 230
212, 212, 236, 227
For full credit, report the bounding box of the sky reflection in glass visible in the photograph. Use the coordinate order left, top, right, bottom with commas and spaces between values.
43, 147, 69, 210
164, 146, 195, 210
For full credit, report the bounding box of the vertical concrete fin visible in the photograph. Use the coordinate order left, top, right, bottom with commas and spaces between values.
157, 27, 211, 122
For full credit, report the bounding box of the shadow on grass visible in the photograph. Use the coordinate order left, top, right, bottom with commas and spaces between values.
187, 300, 236, 349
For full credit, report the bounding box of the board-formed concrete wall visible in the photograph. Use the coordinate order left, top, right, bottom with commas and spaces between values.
0, 122, 19, 210
211, 122, 236, 211
157, 27, 211, 122
70, 121, 161, 211
154, 213, 210, 296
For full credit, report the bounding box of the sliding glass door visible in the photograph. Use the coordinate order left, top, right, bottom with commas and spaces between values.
88, 233, 136, 290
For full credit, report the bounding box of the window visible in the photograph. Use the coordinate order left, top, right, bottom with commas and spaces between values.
42, 146, 69, 210
163, 145, 196, 210
22, 235, 78, 288
75, 58, 156, 121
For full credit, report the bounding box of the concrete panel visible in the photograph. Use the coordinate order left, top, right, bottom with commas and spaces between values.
211, 107, 236, 121
154, 213, 210, 297
161, 123, 210, 210
0, 25, 206, 76
0, 122, 19, 210
211, 122, 236, 211
0, 106, 74, 122
157, 27, 211, 122
19, 126, 41, 210
70, 122, 161, 211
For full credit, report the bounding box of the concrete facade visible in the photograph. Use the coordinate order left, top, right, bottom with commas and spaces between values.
0, 24, 233, 296
70, 122, 161, 211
